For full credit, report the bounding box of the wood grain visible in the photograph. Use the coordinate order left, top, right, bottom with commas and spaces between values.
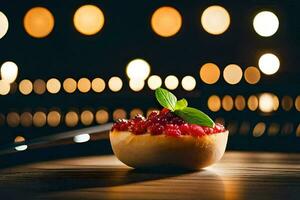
1, 152, 300, 200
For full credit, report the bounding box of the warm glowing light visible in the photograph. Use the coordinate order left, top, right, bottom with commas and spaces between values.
130, 108, 143, 119
126, 59, 151, 81
7, 112, 20, 127
208, 95, 221, 112
281, 123, 294, 135
222, 95, 233, 111
81, 110, 94, 126
15, 136, 25, 143
247, 95, 259, 111
113, 109, 126, 120
46, 78, 61, 94
258, 53, 280, 75
78, 78, 91, 93
253, 122, 266, 137
63, 78, 77, 93
20, 112, 32, 127
73, 5, 105, 35
23, 7, 54, 38
47, 111, 61, 127
95, 109, 109, 124
296, 124, 300, 137
0, 79, 10, 95
244, 66, 260, 84
108, 76, 123, 92
181, 76, 196, 91
91, 78, 105, 93
259, 93, 278, 113
0, 11, 9, 39
165, 75, 179, 90
239, 121, 250, 135
295, 96, 300, 112
65, 111, 79, 127
223, 64, 243, 85
33, 111, 46, 127
129, 79, 145, 92
253, 11, 279, 37
200, 63, 220, 84
33, 79, 46, 95
235, 95, 246, 111
147, 75, 162, 90
268, 123, 280, 136
201, 5, 230, 35
281, 96, 293, 111
151, 6, 182, 37
19, 79, 33, 95
73, 134, 90, 143
1, 61, 18, 83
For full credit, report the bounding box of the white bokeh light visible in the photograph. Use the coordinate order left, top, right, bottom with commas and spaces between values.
258, 53, 280, 75
73, 134, 90, 143
108, 76, 123, 92
181, 76, 196, 91
0, 11, 9, 39
1, 61, 18, 83
0, 79, 10, 95
165, 75, 179, 90
129, 79, 145, 92
147, 75, 162, 90
259, 93, 276, 113
253, 11, 279, 37
126, 59, 151, 81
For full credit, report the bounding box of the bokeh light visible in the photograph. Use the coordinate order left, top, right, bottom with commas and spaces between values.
253, 11, 279, 37
259, 93, 278, 113
108, 76, 123, 92
281, 96, 293, 111
14, 136, 25, 143
113, 109, 127, 120
239, 121, 250, 135
0, 79, 10, 95
151, 6, 182, 37
1, 61, 18, 83
7, 112, 20, 127
33, 111, 46, 127
14, 136, 27, 151
63, 78, 77, 93
164, 75, 179, 90
19, 79, 33, 95
223, 64, 243, 85
33, 79, 46, 95
268, 123, 280, 136
181, 76, 196, 91
201, 5, 230, 35
96, 109, 109, 124
126, 59, 151, 81
65, 111, 79, 127
147, 75, 162, 90
130, 108, 143, 119
20, 112, 32, 127
0, 11, 9, 39
253, 122, 266, 137
78, 78, 91, 93
23, 7, 54, 38
129, 79, 145, 92
73, 5, 105, 35
208, 95, 221, 112
47, 111, 61, 127
244, 66, 261, 84
46, 78, 61, 94
235, 95, 246, 111
199, 63, 220, 84
296, 124, 300, 137
73, 134, 90, 143
95, 109, 109, 124
222, 95, 234, 111
81, 110, 94, 126
258, 53, 280, 75
295, 96, 300, 112
247, 95, 259, 111
91, 78, 105, 93
0, 114, 4, 126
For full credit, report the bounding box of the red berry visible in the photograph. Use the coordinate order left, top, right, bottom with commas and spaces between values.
189, 124, 205, 137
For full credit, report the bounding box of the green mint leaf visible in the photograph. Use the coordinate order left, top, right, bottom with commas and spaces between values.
174, 107, 215, 127
155, 88, 177, 111
175, 98, 188, 110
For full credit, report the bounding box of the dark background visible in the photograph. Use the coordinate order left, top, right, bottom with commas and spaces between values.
0, 0, 299, 152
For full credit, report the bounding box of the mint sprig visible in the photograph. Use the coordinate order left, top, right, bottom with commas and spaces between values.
155, 88, 215, 128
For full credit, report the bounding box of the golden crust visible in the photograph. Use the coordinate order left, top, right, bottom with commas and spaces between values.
110, 130, 229, 169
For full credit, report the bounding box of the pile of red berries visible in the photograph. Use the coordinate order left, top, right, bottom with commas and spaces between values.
112, 108, 226, 137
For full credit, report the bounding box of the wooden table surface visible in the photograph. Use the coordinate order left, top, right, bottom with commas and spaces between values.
1, 152, 300, 200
